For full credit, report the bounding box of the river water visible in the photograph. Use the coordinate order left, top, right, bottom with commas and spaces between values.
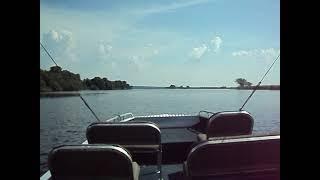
40, 89, 280, 176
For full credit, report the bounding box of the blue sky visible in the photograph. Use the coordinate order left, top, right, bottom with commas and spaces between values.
40, 0, 280, 86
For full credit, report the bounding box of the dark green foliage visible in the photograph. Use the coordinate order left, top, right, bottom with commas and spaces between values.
91, 77, 106, 90
235, 78, 252, 88
168, 85, 176, 89
167, 85, 190, 89
40, 66, 84, 92
257, 85, 280, 90
82, 78, 131, 90
50, 66, 62, 72
40, 66, 132, 92
234, 78, 280, 90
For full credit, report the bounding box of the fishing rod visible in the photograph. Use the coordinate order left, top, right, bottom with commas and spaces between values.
239, 53, 280, 111
40, 42, 101, 121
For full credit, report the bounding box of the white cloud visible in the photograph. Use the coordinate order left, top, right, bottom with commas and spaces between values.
128, 55, 145, 72
232, 48, 280, 59
130, 55, 140, 63
135, 44, 160, 59
153, 49, 159, 55
190, 44, 208, 59
98, 42, 112, 57
41, 29, 77, 62
135, 0, 212, 15
232, 50, 249, 56
210, 36, 222, 52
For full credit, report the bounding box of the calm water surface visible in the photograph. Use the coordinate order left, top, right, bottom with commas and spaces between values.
40, 89, 280, 176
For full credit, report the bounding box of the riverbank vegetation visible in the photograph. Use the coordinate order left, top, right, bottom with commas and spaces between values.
165, 78, 279, 90
233, 78, 280, 90
40, 66, 132, 92
165, 85, 279, 90
40, 67, 279, 92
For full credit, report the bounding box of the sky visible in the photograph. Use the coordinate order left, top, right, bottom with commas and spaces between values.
40, 0, 280, 87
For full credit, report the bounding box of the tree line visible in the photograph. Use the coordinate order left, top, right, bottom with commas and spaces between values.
234, 78, 280, 90
167, 85, 190, 89
165, 78, 279, 90
40, 66, 132, 92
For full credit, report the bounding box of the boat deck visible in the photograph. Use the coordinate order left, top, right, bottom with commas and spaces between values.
139, 164, 183, 180
41, 114, 280, 180
133, 115, 201, 143
130, 115, 200, 179
130, 115, 279, 180
139, 164, 279, 180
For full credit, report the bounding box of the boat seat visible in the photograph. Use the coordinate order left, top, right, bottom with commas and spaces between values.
183, 135, 280, 180
48, 144, 140, 180
86, 121, 162, 179
197, 111, 254, 141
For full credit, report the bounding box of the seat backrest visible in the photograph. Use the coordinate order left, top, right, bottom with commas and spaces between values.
48, 144, 134, 180
206, 111, 254, 138
186, 135, 280, 178
86, 121, 161, 145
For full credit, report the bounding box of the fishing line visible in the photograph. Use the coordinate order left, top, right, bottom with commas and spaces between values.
239, 53, 280, 111
40, 42, 101, 121
40, 42, 58, 67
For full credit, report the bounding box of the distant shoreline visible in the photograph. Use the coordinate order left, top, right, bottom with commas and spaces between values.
40, 87, 279, 97
133, 85, 280, 90
40, 90, 130, 97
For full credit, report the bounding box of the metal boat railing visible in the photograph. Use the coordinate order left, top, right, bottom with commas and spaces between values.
40, 112, 196, 180
198, 110, 216, 119
137, 114, 191, 118
105, 113, 135, 122
40, 113, 134, 180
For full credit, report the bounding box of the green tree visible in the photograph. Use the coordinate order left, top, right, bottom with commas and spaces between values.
40, 66, 131, 92
235, 78, 252, 88
91, 77, 106, 90
50, 81, 63, 91
50, 66, 62, 72
83, 78, 91, 89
